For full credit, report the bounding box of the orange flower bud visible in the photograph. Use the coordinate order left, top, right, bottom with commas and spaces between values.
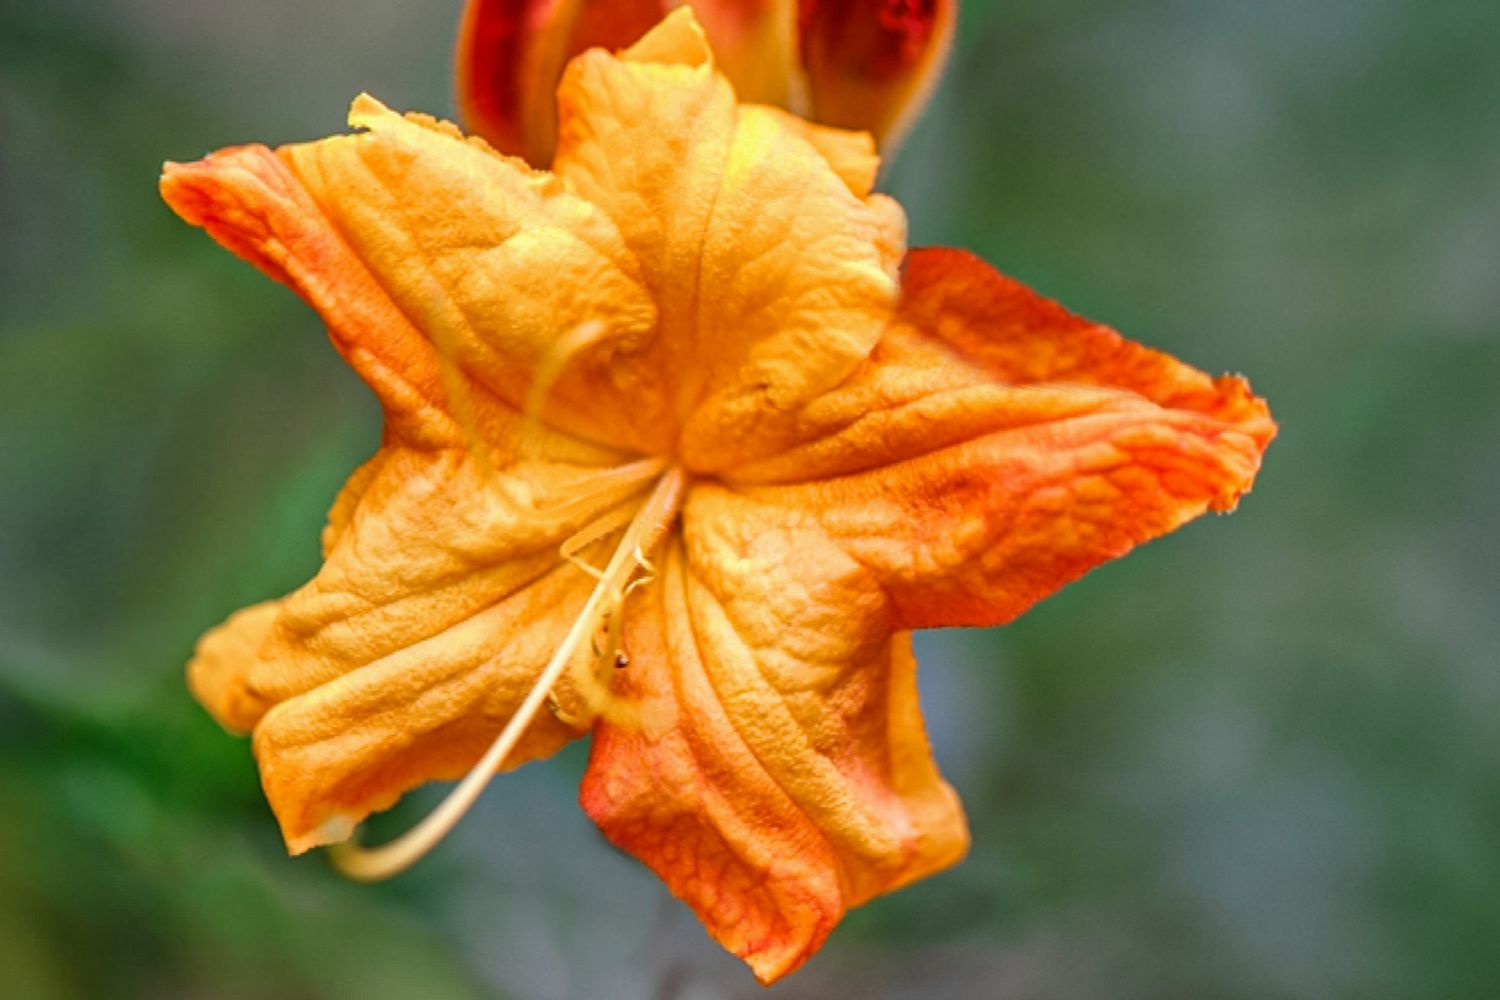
797, 0, 957, 153
456, 0, 666, 166
456, 0, 955, 164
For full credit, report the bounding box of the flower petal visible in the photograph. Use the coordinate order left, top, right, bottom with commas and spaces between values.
553, 9, 904, 453
252, 560, 589, 854
718, 248, 1276, 629
161, 144, 453, 446
457, 0, 812, 164
163, 96, 663, 454
188, 446, 632, 851
752, 104, 882, 198
900, 249, 1274, 427
581, 485, 967, 984
797, 0, 958, 152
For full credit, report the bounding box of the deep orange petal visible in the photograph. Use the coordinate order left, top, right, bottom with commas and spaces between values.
581, 488, 967, 984
718, 248, 1275, 629
798, 0, 957, 151
901, 248, 1273, 429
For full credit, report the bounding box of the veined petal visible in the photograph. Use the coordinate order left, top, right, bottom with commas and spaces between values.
164, 96, 663, 454
456, 1, 810, 164
581, 486, 967, 984
188, 446, 630, 851
901, 249, 1273, 427
798, 0, 958, 152
161, 144, 453, 446
718, 248, 1275, 629
554, 9, 904, 453
252, 561, 589, 854
751, 104, 881, 198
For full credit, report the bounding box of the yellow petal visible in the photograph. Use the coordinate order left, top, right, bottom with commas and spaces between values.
289, 96, 665, 452
187, 446, 636, 849
253, 562, 589, 853
751, 104, 881, 198
554, 11, 903, 454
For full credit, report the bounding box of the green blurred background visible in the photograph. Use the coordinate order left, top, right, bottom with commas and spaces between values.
2, 0, 1497, 996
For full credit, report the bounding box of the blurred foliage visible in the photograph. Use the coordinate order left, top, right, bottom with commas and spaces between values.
2, 0, 1498, 997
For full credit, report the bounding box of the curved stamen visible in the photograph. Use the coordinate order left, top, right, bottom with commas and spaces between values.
534, 456, 667, 519
520, 319, 609, 460
328, 465, 687, 882
547, 553, 644, 728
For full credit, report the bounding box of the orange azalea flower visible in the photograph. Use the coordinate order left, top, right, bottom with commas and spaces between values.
162, 10, 1272, 984
457, 0, 955, 164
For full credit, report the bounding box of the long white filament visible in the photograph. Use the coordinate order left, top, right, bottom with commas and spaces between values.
329, 466, 687, 881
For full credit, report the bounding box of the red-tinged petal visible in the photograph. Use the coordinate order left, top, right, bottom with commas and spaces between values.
901, 248, 1274, 431
581, 489, 967, 984
716, 248, 1275, 630
163, 96, 662, 456
161, 145, 453, 446
798, 0, 957, 152
188, 446, 636, 851
456, 0, 666, 164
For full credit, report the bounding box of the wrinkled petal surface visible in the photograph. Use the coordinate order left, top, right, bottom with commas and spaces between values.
187, 446, 644, 851
554, 11, 902, 454
721, 248, 1276, 629
582, 486, 967, 982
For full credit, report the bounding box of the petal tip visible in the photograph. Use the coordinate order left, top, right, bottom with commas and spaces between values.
623, 7, 713, 69
283, 814, 358, 856
347, 91, 390, 129
186, 600, 282, 734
